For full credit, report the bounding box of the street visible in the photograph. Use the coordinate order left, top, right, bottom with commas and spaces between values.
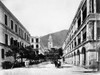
0, 62, 100, 75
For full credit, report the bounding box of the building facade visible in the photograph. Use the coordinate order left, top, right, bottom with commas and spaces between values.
62, 0, 100, 67
0, 1, 31, 68
31, 36, 40, 55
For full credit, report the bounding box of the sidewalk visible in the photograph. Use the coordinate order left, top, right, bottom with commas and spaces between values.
61, 63, 97, 73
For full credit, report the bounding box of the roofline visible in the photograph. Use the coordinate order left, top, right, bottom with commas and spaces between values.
63, 0, 86, 41
0, 1, 31, 35
68, 0, 86, 34
62, 0, 86, 47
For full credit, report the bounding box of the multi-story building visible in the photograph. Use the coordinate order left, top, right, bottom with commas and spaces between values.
62, 0, 100, 68
31, 36, 40, 55
0, 1, 31, 68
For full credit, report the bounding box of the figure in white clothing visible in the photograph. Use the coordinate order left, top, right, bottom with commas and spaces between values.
25, 60, 29, 68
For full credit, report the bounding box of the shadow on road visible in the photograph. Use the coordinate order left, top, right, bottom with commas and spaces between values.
73, 70, 97, 73
61, 65, 73, 68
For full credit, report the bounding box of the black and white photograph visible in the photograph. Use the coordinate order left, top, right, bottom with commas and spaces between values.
0, 0, 100, 75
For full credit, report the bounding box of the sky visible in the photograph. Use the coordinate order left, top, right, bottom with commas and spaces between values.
1, 0, 81, 36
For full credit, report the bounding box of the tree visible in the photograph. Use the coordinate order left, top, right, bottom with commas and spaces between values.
5, 45, 20, 68
6, 45, 37, 63
18, 47, 26, 62
25, 46, 36, 60
38, 54, 45, 59
6, 45, 19, 61
45, 48, 59, 61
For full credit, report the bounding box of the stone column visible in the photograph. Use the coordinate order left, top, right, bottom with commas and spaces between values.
77, 54, 80, 66
87, 0, 90, 15
94, 21, 97, 40
69, 57, 71, 64
86, 24, 89, 41
76, 55, 78, 66
70, 57, 72, 64
74, 55, 76, 65
8, 35, 10, 46
73, 56, 74, 64
81, 31, 83, 43
80, 53, 84, 66
70, 56, 73, 64
68, 57, 69, 63
71, 56, 73, 64
81, 9, 83, 22
94, 0, 96, 13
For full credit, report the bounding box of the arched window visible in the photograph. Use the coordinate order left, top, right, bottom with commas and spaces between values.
81, 47, 86, 65
36, 38, 38, 43
36, 44, 39, 48
31, 45, 34, 48
32, 38, 34, 43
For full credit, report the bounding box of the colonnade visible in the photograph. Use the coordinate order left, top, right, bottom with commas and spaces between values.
65, 47, 86, 66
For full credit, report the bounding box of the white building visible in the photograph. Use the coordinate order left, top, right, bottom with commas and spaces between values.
62, 0, 100, 68
0, 1, 31, 68
31, 36, 40, 54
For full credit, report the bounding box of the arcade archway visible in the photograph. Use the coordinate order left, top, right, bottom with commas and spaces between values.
77, 50, 80, 65
82, 47, 86, 65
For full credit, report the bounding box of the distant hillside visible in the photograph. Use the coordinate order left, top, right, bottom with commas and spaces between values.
40, 30, 68, 48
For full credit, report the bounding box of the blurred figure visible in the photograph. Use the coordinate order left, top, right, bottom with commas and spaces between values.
25, 59, 29, 68
54, 60, 57, 67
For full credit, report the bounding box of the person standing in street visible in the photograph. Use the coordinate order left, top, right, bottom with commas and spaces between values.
25, 59, 29, 68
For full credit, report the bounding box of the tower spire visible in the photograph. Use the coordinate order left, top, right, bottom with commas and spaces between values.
48, 34, 53, 49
